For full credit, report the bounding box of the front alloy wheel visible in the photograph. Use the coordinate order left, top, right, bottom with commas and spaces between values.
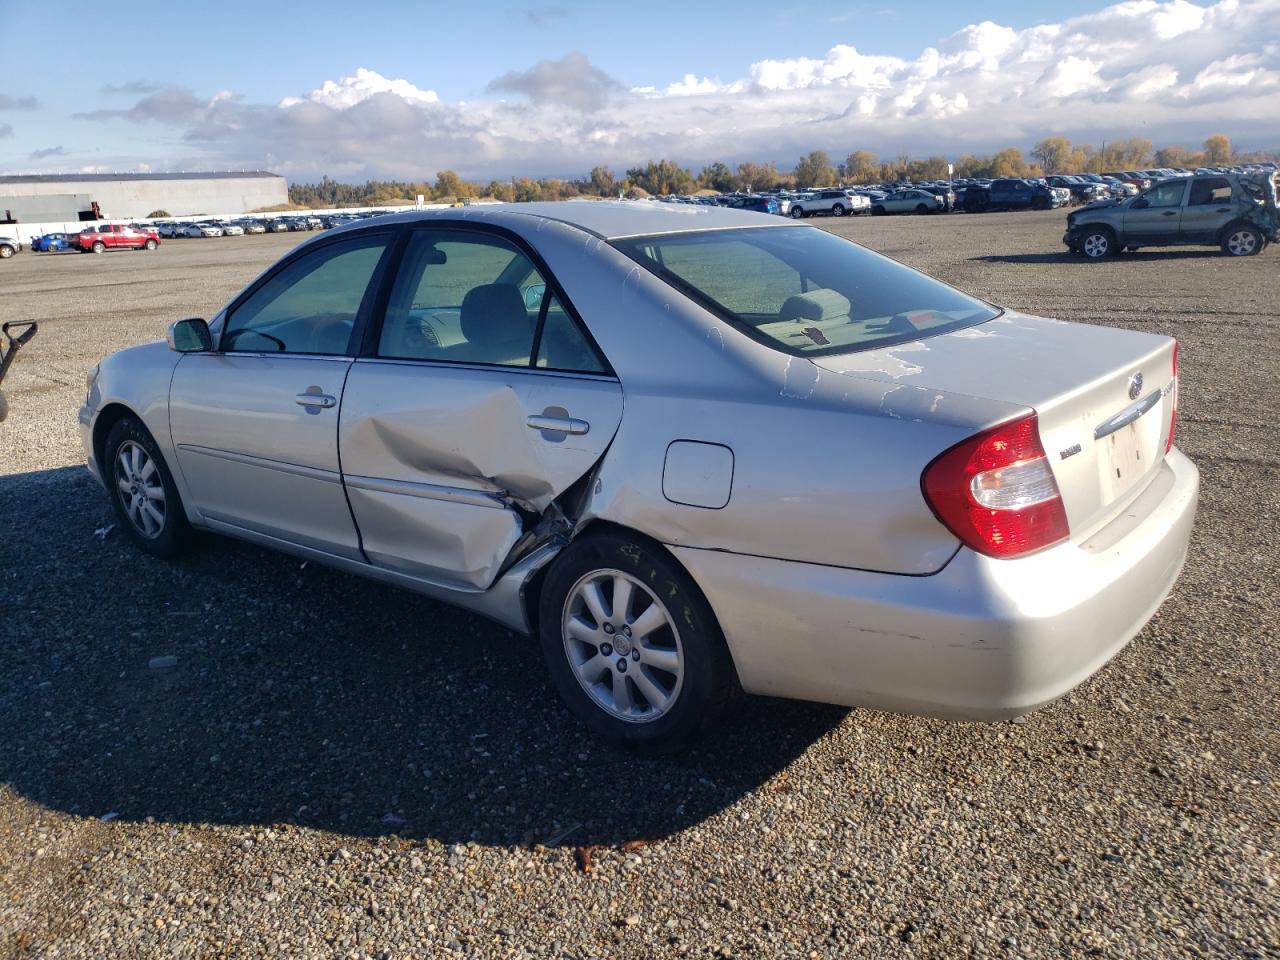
104, 416, 193, 558
1081, 229, 1113, 259
115, 440, 166, 539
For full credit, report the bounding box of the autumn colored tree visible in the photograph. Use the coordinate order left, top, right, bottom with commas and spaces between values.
990, 147, 1030, 178
844, 150, 878, 182
625, 160, 695, 196
734, 160, 781, 192
587, 165, 617, 197
697, 161, 736, 192
1031, 137, 1073, 174
793, 150, 836, 187
1203, 134, 1232, 165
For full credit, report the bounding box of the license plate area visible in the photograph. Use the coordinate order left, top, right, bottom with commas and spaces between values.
1098, 417, 1158, 502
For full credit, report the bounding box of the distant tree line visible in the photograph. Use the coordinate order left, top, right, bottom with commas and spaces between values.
288, 134, 1275, 205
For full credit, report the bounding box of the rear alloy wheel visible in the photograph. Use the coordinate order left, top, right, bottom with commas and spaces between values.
92, 241, 105, 254
540, 531, 736, 751
1080, 228, 1114, 260
104, 417, 193, 559
788, 206, 804, 219
1222, 225, 1262, 257
831, 204, 846, 217
144, 238, 157, 250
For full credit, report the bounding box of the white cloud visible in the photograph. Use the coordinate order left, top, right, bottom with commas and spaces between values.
279, 67, 438, 109
57, 0, 1280, 181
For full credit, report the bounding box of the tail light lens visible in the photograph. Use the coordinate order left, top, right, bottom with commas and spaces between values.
1166, 341, 1179, 453
922, 414, 1070, 559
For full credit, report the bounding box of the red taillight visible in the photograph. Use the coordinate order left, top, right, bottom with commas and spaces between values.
922, 414, 1070, 559
1166, 341, 1179, 453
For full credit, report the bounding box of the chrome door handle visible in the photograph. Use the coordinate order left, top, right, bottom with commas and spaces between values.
295, 392, 336, 408
527, 414, 589, 436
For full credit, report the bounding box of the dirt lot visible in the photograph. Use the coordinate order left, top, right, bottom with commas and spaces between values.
1, 213, 1277, 959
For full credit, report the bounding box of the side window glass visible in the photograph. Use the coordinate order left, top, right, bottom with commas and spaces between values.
535, 294, 607, 373
379, 230, 537, 367
1189, 178, 1231, 205
223, 234, 388, 355
1145, 182, 1187, 208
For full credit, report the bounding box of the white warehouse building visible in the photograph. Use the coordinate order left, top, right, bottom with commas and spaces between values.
0, 171, 289, 222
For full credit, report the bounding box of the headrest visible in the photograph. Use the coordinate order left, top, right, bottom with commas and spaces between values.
460, 283, 529, 346
779, 288, 852, 324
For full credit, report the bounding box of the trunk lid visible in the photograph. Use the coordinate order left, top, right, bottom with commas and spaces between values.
813, 311, 1177, 541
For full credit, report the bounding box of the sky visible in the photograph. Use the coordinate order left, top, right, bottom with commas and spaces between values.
1, 0, 1278, 183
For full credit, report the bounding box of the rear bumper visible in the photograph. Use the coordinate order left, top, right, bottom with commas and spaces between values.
675, 448, 1199, 721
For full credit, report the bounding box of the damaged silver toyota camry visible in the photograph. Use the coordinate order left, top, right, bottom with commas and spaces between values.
81, 202, 1198, 749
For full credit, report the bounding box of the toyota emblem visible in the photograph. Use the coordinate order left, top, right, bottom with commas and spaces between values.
1128, 372, 1144, 400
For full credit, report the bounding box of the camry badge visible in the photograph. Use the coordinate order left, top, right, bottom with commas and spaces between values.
1128, 372, 1144, 400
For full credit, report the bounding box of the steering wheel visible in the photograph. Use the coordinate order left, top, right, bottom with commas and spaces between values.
223, 327, 286, 352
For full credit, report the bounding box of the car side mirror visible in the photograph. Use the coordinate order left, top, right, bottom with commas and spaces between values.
1131, 198, 1149, 209
167, 317, 213, 353
524, 283, 547, 310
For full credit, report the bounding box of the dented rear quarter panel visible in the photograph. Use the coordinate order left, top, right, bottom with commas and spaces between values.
497, 213, 1014, 575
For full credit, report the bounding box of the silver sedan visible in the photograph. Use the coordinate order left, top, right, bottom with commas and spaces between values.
80, 202, 1198, 749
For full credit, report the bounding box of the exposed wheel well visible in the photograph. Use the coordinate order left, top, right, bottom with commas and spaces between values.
1216, 219, 1261, 244
522, 519, 708, 642
92, 403, 139, 474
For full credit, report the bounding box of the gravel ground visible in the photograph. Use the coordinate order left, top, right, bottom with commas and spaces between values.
1, 214, 1277, 959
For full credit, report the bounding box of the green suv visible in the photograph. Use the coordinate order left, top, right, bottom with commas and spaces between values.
1064, 173, 1279, 259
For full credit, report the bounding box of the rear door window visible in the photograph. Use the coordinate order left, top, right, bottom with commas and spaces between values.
614, 227, 997, 357
1188, 178, 1232, 205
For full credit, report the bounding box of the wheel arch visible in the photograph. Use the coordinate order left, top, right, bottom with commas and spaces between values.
522, 518, 728, 659
92, 402, 141, 474
1215, 218, 1262, 245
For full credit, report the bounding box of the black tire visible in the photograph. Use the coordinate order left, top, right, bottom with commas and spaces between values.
91, 241, 105, 254
1031, 196, 1049, 211
1220, 223, 1263, 257
831, 203, 846, 217
538, 530, 737, 752
915, 203, 929, 215
103, 416, 193, 559
871, 206, 885, 216
1079, 227, 1115, 260
788, 206, 804, 219
144, 238, 157, 250
0, 244, 13, 259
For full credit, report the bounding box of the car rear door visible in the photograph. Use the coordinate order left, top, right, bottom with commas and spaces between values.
1179, 177, 1234, 243
338, 225, 623, 590
168, 229, 396, 558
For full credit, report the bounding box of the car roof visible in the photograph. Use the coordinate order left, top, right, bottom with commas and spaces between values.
338, 200, 792, 241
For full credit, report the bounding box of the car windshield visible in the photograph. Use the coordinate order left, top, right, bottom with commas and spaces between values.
613, 226, 999, 357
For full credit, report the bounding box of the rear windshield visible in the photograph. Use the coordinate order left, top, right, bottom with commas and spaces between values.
612, 226, 998, 357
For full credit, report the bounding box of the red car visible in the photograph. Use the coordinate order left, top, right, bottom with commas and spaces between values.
77, 223, 160, 253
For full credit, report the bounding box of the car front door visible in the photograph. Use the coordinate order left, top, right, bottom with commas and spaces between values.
1123, 180, 1187, 243
1180, 177, 1235, 243
168, 230, 395, 558
338, 226, 623, 590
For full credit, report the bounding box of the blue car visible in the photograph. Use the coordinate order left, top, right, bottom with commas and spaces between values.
31, 232, 74, 252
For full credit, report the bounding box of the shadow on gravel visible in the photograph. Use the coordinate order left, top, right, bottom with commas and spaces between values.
972, 250, 1225, 265
1, 467, 846, 848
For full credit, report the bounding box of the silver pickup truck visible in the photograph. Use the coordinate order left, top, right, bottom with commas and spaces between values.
1064, 173, 1279, 259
